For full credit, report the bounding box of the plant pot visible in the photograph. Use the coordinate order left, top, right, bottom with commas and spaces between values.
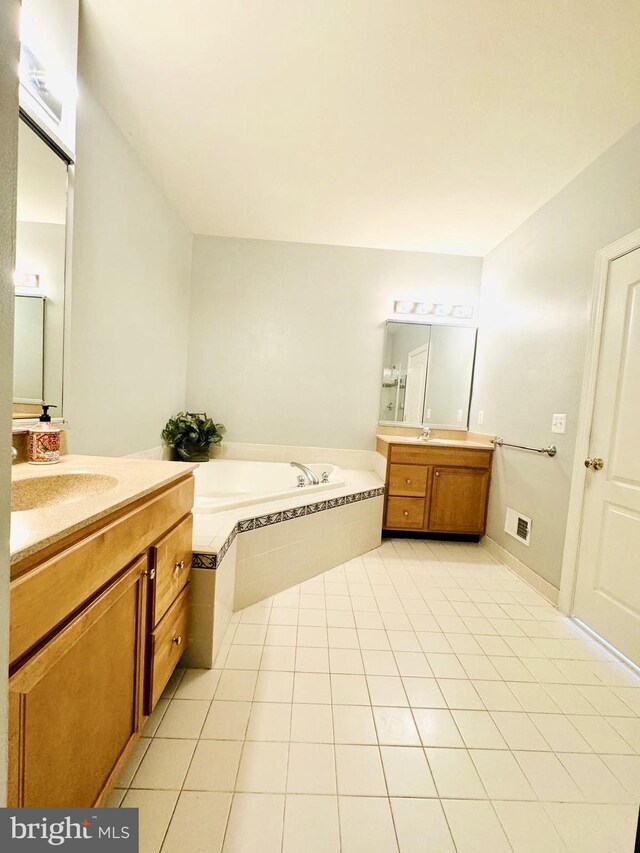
174, 442, 210, 462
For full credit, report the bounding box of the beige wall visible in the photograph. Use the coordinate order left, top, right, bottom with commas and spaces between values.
0, 0, 20, 807
472, 123, 640, 590
187, 236, 482, 450
65, 28, 192, 456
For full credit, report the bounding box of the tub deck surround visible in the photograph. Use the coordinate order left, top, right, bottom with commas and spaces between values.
191, 469, 385, 564
10, 454, 196, 569
194, 460, 345, 513
208, 441, 380, 472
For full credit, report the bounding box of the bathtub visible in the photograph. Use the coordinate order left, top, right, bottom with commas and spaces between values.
193, 459, 344, 513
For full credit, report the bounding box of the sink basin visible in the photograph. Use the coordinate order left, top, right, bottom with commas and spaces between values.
11, 473, 119, 513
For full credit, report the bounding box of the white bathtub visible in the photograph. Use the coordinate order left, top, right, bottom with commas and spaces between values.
193, 460, 344, 513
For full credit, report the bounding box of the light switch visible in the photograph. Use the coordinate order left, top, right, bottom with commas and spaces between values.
551, 413, 567, 434
477, 410, 484, 425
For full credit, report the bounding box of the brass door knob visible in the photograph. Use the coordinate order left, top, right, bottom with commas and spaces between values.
172, 635, 183, 645
584, 457, 604, 471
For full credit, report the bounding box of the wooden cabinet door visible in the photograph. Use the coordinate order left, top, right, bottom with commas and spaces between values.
8, 556, 148, 808
428, 468, 490, 534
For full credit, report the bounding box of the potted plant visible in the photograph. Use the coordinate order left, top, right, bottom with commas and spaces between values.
161, 412, 226, 462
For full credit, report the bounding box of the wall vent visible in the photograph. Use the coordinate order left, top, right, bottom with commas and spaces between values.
505, 507, 532, 546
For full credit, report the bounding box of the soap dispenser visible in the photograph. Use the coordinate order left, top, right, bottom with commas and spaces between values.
28, 404, 61, 465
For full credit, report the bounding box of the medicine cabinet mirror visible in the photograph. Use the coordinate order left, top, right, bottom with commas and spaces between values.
379, 321, 477, 429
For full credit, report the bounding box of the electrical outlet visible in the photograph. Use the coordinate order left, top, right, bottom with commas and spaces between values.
425, 408, 431, 419
551, 413, 567, 434
457, 409, 463, 423
477, 410, 484, 425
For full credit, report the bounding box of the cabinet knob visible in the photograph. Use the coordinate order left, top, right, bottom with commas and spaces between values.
174, 559, 186, 573
405, 478, 412, 484
172, 635, 183, 646
435, 472, 439, 477
403, 511, 409, 517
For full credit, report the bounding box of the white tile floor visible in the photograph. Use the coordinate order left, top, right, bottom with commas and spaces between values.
113, 539, 640, 852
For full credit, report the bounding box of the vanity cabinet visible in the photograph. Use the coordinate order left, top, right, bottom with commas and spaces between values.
9, 557, 148, 808
382, 443, 492, 536
8, 474, 194, 808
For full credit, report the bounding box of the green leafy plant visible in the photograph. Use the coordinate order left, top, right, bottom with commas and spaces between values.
161, 412, 226, 461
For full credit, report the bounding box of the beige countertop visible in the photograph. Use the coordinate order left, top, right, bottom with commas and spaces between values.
376, 433, 495, 450
10, 454, 196, 566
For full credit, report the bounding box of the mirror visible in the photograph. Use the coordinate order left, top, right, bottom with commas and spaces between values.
13, 295, 45, 401
14, 119, 69, 417
379, 321, 477, 428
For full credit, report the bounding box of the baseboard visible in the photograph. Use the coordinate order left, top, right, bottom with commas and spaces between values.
481, 536, 559, 606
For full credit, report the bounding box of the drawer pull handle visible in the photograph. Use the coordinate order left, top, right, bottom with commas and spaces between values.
403, 511, 409, 517
174, 559, 186, 573
405, 479, 412, 484
172, 635, 183, 646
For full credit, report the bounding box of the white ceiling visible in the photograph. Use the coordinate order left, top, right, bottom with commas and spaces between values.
80, 0, 640, 256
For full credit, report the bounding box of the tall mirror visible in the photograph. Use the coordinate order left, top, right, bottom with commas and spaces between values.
379, 321, 477, 428
13, 119, 69, 417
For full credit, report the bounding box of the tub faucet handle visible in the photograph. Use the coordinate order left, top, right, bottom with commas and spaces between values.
297, 475, 306, 487
321, 471, 329, 483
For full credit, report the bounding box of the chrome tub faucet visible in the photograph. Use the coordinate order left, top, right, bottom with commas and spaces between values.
290, 461, 320, 485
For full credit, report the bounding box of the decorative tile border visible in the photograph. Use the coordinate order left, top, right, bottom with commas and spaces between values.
192, 552, 217, 569
192, 486, 384, 571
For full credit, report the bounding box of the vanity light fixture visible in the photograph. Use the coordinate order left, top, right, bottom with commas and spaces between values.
394, 300, 416, 314
393, 300, 474, 320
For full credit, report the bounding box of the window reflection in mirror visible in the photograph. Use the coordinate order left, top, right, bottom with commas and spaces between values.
379, 321, 477, 429
14, 119, 68, 417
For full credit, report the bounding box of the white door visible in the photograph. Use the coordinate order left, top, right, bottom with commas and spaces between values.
404, 344, 429, 423
573, 247, 640, 663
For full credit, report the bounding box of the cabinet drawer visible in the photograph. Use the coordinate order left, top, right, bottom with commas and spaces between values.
148, 584, 189, 713
388, 464, 428, 497
152, 514, 193, 625
389, 444, 492, 469
385, 497, 425, 529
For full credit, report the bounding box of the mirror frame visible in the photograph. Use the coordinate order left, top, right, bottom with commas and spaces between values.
378, 319, 478, 430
